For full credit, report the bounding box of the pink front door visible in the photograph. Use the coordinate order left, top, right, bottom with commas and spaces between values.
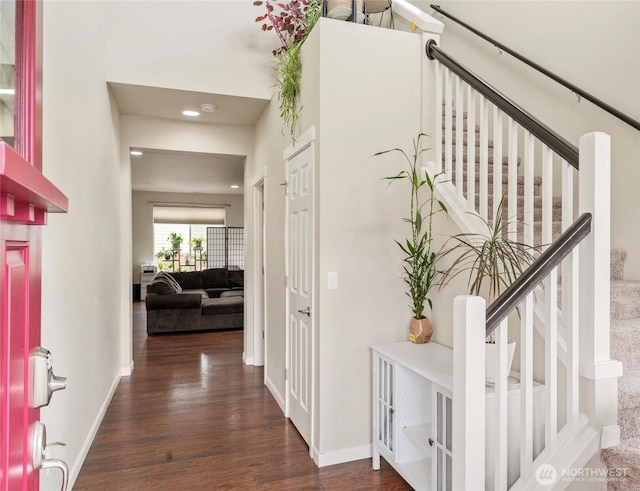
1, 224, 40, 490
0, 1, 68, 489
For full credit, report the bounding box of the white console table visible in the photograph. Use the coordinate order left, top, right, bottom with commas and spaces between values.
371, 341, 544, 490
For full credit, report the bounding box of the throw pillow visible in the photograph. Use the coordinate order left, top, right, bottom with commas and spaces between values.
228, 270, 244, 288
149, 276, 179, 295
155, 271, 182, 293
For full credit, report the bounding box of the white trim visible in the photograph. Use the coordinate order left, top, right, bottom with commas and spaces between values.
265, 374, 285, 413
120, 360, 134, 377
68, 373, 121, 490
312, 444, 372, 468
512, 414, 598, 490
243, 352, 254, 366
252, 177, 265, 367
283, 126, 316, 160
391, 0, 444, 34
600, 425, 620, 449
284, 126, 316, 452
579, 359, 623, 380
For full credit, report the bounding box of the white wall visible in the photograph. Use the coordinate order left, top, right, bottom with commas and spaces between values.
105, 0, 278, 99
131, 190, 244, 282
411, 0, 640, 279
248, 18, 444, 464
250, 99, 289, 400
312, 19, 425, 462
40, 2, 123, 489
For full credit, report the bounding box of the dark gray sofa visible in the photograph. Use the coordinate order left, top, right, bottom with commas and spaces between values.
145, 269, 243, 335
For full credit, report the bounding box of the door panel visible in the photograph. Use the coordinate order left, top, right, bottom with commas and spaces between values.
286, 137, 314, 446
1, 239, 36, 491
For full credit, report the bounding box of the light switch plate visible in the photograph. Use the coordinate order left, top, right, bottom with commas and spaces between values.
327, 272, 338, 290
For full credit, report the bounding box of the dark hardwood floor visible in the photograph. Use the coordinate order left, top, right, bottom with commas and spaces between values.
73, 302, 411, 490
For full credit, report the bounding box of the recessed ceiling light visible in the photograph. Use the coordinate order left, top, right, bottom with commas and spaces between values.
130, 150, 143, 156
0, 88, 15, 95
230, 185, 240, 189
201, 103, 217, 113
182, 110, 200, 117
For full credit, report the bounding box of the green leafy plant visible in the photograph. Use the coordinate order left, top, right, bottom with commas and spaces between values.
440, 196, 539, 341
190, 237, 205, 248
155, 247, 173, 261
254, 0, 321, 143
376, 133, 448, 320
167, 233, 183, 249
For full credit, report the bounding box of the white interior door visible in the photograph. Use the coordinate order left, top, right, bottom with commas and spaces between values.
285, 130, 314, 447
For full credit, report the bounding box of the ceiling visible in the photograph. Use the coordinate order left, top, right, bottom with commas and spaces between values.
109, 82, 270, 195
130, 148, 245, 195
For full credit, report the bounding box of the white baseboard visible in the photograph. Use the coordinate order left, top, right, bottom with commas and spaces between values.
68, 373, 121, 490
120, 360, 134, 377
601, 425, 620, 449
243, 352, 254, 366
265, 375, 285, 413
312, 443, 372, 468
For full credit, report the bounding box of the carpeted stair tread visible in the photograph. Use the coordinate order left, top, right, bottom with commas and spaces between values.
611, 319, 640, 377
442, 152, 522, 168
618, 374, 640, 411
618, 375, 640, 441
442, 133, 494, 148
611, 281, 640, 321
600, 439, 640, 490
473, 195, 563, 222
611, 248, 628, 281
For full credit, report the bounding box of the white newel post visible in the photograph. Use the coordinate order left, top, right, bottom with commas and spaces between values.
578, 132, 623, 447
453, 295, 486, 490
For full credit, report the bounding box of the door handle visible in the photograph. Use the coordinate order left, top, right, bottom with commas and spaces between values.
32, 422, 68, 491
30, 347, 67, 408
297, 307, 311, 316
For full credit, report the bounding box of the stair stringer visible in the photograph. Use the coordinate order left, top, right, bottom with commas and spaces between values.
509, 414, 599, 490
423, 162, 569, 369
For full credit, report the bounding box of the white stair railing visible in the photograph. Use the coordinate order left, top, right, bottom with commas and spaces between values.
384, 4, 621, 488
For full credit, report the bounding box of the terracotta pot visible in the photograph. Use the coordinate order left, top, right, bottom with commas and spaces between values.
409, 317, 433, 344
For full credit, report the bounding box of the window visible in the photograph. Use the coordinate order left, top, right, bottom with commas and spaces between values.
152, 205, 226, 271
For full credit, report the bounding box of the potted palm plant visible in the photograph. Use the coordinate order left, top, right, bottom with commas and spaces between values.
376, 133, 448, 344
441, 196, 539, 381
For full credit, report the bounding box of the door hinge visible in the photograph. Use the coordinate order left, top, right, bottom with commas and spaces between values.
280, 180, 288, 195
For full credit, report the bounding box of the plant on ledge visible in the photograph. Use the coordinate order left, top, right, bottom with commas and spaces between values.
375, 133, 448, 344
254, 0, 321, 143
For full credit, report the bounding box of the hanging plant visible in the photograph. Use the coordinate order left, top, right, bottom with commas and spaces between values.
254, 0, 321, 143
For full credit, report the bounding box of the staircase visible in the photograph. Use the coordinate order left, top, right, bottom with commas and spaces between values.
442, 111, 633, 489
602, 249, 640, 489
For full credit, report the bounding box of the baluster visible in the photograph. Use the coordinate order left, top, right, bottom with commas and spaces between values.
455, 75, 464, 197
523, 132, 534, 247
444, 68, 453, 180
494, 319, 509, 491
435, 62, 443, 174
562, 160, 579, 426
492, 108, 503, 222
466, 87, 476, 206
479, 96, 489, 220
541, 144, 558, 450
519, 294, 534, 482
507, 118, 518, 240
